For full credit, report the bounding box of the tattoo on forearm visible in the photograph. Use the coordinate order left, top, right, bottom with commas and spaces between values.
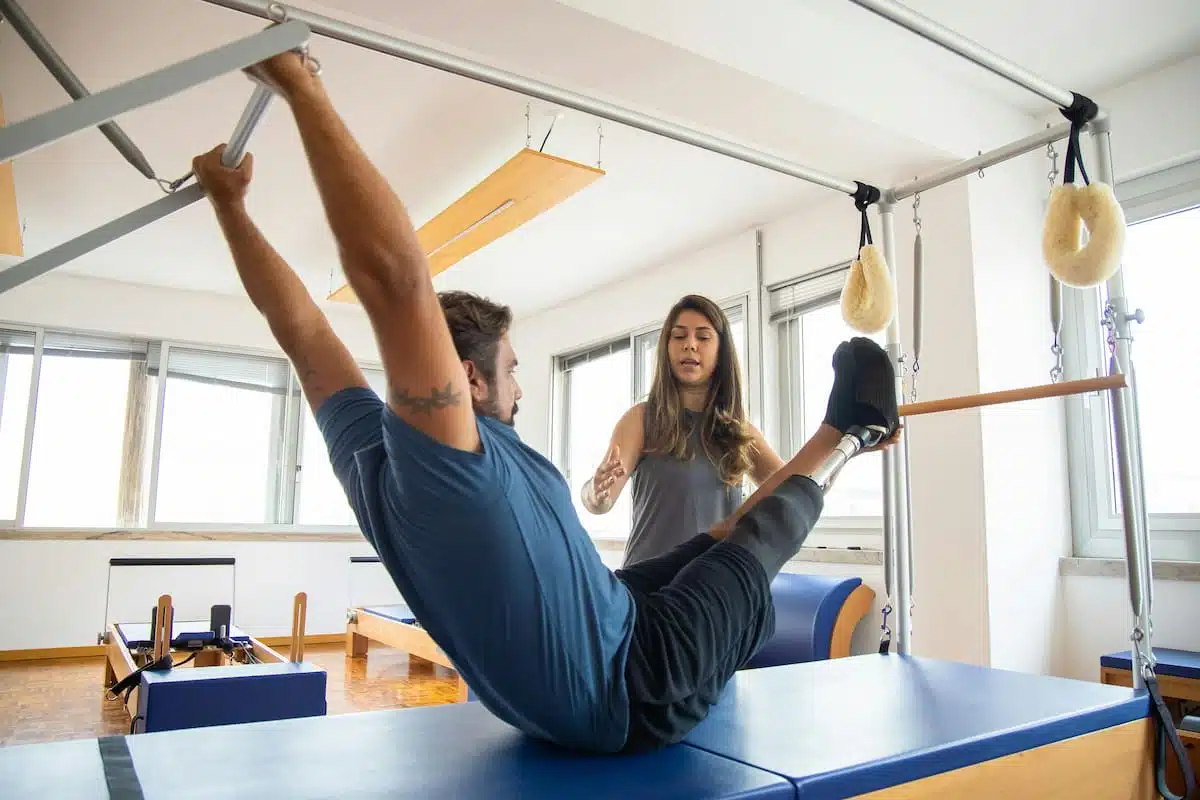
390, 383, 463, 415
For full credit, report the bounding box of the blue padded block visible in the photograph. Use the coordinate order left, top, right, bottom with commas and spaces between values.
685, 654, 1151, 799
137, 662, 327, 734
0, 702, 795, 799
1101, 647, 1200, 680
363, 603, 417, 625
745, 574, 861, 668
1183, 715, 1199, 733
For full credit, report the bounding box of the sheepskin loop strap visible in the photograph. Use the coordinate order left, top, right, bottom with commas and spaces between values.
1058, 92, 1099, 186
841, 182, 894, 334
853, 182, 881, 248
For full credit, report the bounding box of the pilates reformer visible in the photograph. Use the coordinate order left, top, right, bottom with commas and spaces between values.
346, 603, 472, 703
103, 592, 326, 734
0, 0, 1193, 796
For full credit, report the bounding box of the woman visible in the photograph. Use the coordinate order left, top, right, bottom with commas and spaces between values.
581, 294, 784, 567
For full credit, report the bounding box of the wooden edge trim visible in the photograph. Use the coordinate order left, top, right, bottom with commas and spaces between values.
829, 583, 876, 659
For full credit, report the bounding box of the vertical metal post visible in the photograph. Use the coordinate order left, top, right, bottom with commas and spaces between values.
1090, 118, 1154, 687
878, 201, 912, 654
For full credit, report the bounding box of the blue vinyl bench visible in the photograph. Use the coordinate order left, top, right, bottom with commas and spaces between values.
0, 654, 1156, 798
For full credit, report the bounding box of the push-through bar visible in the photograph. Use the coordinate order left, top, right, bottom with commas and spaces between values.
0, 19, 307, 164
0, 77, 276, 297
0, 0, 157, 180
0, 82, 276, 295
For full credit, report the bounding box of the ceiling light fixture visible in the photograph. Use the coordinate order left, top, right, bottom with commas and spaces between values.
329, 146, 604, 303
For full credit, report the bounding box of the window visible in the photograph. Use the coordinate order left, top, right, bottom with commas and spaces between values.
557, 339, 634, 539
768, 264, 884, 541
295, 369, 388, 526
150, 346, 295, 525
1064, 158, 1200, 562
0, 322, 391, 532
23, 333, 147, 528
553, 297, 750, 540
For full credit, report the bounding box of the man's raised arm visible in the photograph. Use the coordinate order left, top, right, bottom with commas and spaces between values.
193, 145, 366, 413
245, 52, 479, 454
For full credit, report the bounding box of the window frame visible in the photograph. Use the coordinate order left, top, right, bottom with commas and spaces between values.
549, 294, 751, 542
765, 262, 885, 549
1063, 158, 1200, 562
0, 321, 386, 533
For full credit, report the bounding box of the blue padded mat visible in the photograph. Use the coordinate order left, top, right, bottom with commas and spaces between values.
685, 654, 1151, 799
117, 621, 252, 650
0, 702, 792, 799
362, 604, 417, 624
1101, 647, 1200, 680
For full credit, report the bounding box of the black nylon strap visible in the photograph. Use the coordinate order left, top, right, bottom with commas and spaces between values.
852, 181, 879, 251
1147, 673, 1197, 799
98, 736, 144, 800
1058, 91, 1097, 187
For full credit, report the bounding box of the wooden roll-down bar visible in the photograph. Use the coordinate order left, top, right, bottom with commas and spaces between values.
897, 374, 1126, 418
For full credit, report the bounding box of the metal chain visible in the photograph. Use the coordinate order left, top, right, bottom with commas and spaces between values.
597, 122, 604, 169
879, 603, 893, 649
525, 102, 532, 148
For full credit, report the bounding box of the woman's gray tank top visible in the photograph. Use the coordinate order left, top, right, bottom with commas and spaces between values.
624, 408, 744, 567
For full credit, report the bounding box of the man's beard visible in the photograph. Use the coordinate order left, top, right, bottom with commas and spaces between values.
477, 394, 517, 427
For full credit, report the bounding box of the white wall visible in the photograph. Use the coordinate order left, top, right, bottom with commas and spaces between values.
965, 151, 1073, 677
0, 539, 381, 648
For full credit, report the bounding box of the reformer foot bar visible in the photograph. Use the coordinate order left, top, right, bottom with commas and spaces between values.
0, 23, 296, 296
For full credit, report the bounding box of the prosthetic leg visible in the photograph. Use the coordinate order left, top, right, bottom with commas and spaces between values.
808, 424, 890, 493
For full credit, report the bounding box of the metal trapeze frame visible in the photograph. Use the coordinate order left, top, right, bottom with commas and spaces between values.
190, 0, 1157, 687
844, 0, 1154, 687
0, 0, 1154, 686
0, 18, 309, 294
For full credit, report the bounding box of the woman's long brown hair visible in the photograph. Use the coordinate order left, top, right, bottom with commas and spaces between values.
644, 295, 754, 486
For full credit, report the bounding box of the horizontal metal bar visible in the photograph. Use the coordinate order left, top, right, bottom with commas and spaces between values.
0, 185, 204, 294
845, 0, 1075, 109
888, 120, 1079, 202
198, 0, 861, 195
0, 82, 271, 296
0, 0, 157, 180
0, 19, 309, 164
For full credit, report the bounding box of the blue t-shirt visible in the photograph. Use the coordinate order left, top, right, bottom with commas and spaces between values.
317, 387, 637, 752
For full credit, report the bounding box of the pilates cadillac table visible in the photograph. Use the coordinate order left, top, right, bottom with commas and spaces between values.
0, 654, 1155, 798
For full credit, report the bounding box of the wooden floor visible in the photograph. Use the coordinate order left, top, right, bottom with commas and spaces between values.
0, 643, 463, 747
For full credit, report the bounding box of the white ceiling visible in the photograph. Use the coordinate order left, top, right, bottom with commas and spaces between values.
2, 0, 1197, 318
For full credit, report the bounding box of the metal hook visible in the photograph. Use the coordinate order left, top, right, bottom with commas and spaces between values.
266, 2, 289, 22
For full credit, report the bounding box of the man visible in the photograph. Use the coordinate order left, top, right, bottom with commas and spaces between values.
193, 50, 900, 754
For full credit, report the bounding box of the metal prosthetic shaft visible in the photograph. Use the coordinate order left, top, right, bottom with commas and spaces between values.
808, 426, 889, 493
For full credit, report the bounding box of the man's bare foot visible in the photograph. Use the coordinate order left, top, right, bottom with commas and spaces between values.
244, 50, 319, 100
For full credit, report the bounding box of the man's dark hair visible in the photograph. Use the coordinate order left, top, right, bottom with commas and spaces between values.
438, 290, 513, 382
